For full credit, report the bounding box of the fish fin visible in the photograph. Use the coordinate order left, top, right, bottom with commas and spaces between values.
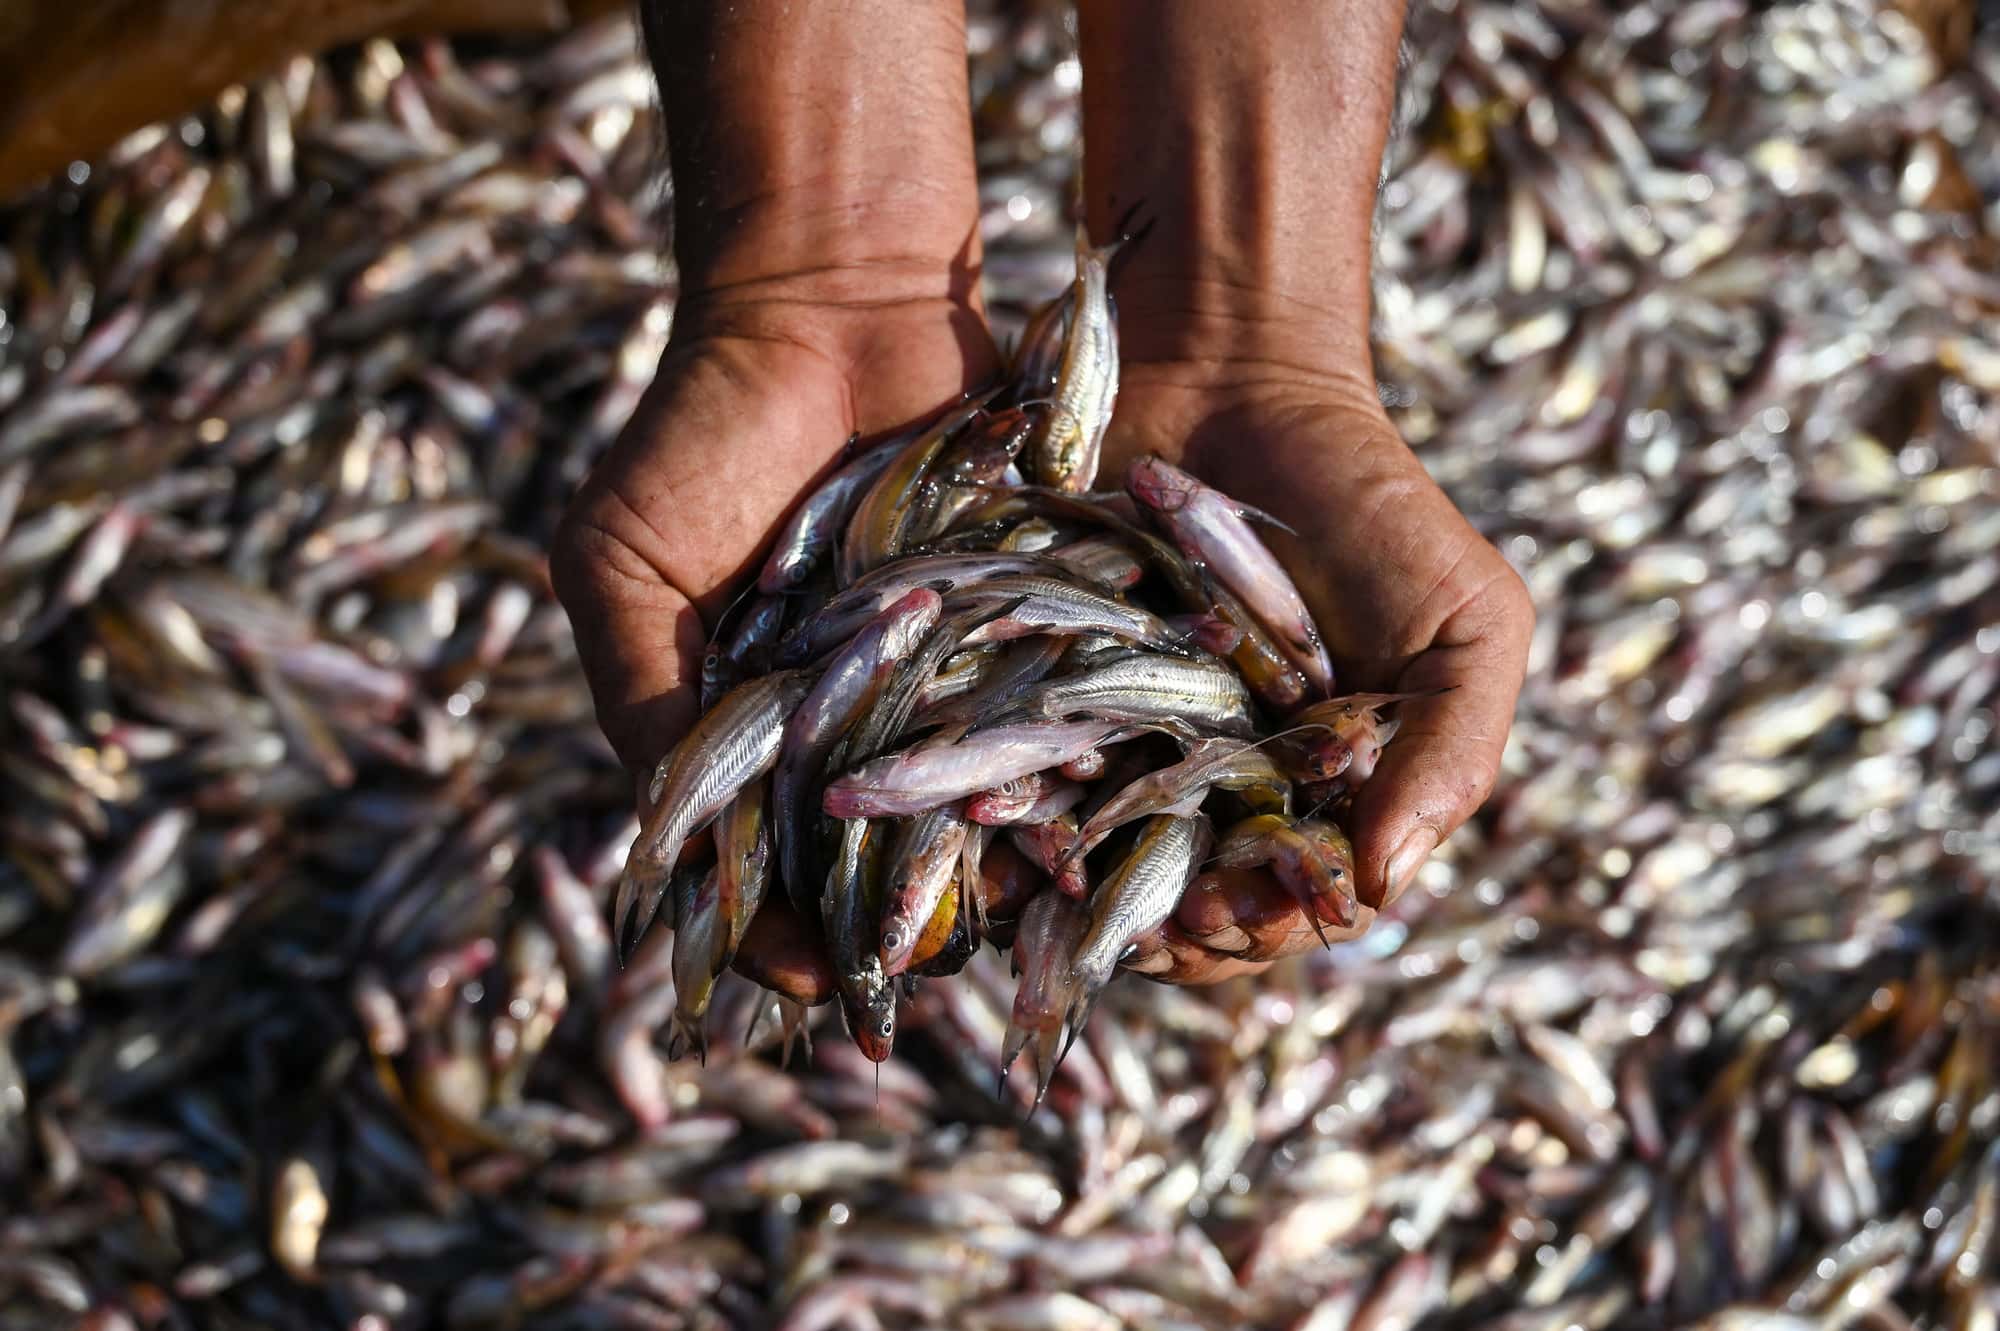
614, 862, 669, 965
666, 1010, 706, 1065
1000, 1016, 1028, 1076
1233, 501, 1298, 536
1058, 981, 1106, 1069
779, 1001, 813, 1067
967, 703, 1035, 735
947, 592, 1032, 638
742, 995, 772, 1052
612, 868, 640, 965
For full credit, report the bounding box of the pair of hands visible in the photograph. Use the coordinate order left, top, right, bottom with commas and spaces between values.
551, 0, 1532, 993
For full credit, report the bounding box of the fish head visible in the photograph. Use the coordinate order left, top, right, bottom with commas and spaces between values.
878, 903, 924, 978
879, 587, 946, 657
850, 991, 897, 1064
1125, 454, 1198, 514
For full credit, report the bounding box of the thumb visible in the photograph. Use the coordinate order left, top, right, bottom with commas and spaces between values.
1348, 564, 1534, 909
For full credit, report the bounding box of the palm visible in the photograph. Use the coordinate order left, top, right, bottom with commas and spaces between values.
556, 306, 996, 775
1099, 374, 1531, 981
555, 296, 997, 1005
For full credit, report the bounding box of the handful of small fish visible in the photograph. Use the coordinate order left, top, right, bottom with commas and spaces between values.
614, 228, 1403, 1085
1, 1, 1999, 1329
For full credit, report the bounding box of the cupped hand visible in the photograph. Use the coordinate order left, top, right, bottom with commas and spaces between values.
1099, 310, 1534, 984
553, 233, 999, 990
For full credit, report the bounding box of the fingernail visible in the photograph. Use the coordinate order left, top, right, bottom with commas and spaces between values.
1194, 924, 1254, 955
1381, 828, 1439, 908
1124, 948, 1172, 975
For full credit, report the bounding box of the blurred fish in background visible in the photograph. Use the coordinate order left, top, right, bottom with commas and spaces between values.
0, 0, 1996, 1326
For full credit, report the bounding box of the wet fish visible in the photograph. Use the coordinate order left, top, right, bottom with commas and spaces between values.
824, 719, 1141, 818
1028, 229, 1120, 493
879, 803, 970, 977
619, 671, 811, 954
1126, 455, 1334, 694
1064, 815, 1208, 1045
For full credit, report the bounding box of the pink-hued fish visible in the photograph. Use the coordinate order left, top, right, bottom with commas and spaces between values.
966, 773, 1086, 826
1000, 889, 1091, 1106
1127, 455, 1334, 694
823, 719, 1138, 818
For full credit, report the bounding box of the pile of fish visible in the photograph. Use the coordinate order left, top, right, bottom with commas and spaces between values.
0, 0, 1997, 1328
617, 240, 1403, 1083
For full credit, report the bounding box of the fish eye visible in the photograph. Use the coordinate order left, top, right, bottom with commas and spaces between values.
882, 931, 901, 950
878, 1020, 893, 1037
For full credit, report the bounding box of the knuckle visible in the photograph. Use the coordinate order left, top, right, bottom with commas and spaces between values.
1494, 559, 1537, 640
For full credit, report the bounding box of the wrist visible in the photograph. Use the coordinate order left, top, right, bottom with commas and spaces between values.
646, 0, 982, 326
1077, 0, 1403, 380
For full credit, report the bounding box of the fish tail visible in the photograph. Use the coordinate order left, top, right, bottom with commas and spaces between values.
666, 1009, 706, 1065
614, 859, 670, 964
1058, 978, 1107, 1070
778, 998, 813, 1068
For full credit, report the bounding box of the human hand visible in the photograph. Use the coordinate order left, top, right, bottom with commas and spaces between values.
1074, 0, 1533, 984
553, 0, 997, 988
1098, 344, 1532, 984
